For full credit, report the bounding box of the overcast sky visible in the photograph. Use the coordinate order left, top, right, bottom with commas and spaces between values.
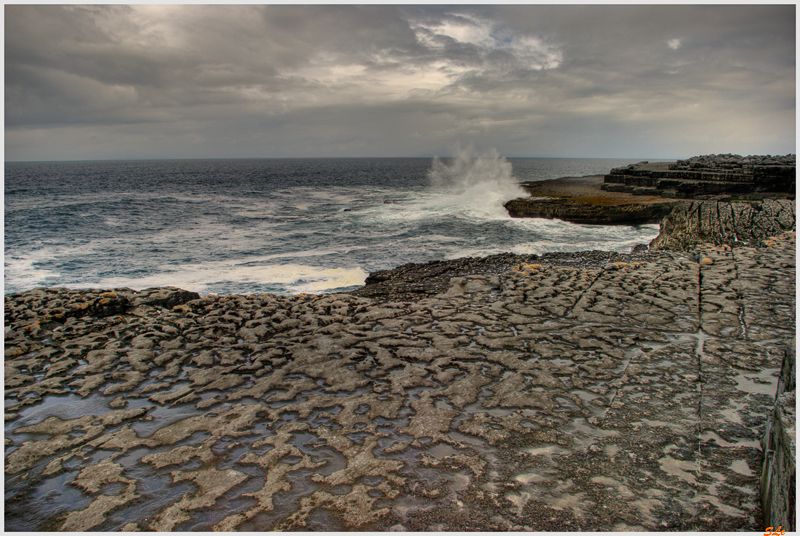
4, 4, 796, 161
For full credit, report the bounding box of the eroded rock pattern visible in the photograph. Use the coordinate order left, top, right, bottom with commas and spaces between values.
650, 199, 796, 252
4, 232, 795, 531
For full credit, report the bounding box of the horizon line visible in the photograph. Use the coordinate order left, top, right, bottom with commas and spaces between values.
5, 155, 691, 164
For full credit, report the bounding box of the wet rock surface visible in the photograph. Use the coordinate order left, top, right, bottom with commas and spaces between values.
5, 231, 795, 531
504, 197, 675, 225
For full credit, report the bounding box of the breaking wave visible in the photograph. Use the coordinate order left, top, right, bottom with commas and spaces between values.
426, 147, 527, 217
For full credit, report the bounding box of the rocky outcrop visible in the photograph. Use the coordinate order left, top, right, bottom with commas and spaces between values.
505, 154, 794, 225
126, 286, 201, 309
504, 197, 675, 225
353, 249, 668, 301
649, 199, 796, 251
4, 286, 200, 325
604, 154, 796, 198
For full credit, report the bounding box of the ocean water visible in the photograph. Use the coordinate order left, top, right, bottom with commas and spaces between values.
5, 153, 661, 297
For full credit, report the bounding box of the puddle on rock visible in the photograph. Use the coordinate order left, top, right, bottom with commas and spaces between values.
427, 442, 463, 459
733, 368, 780, 396
393, 495, 434, 520
306, 507, 344, 531
525, 444, 569, 458
729, 459, 754, 477
9, 393, 116, 431
564, 417, 620, 450
451, 472, 470, 491
128, 403, 206, 438
305, 446, 348, 476
515, 470, 551, 485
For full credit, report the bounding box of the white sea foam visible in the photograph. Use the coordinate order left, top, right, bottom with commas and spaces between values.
443, 221, 660, 259
5, 240, 368, 296
4, 242, 100, 290
4, 255, 61, 289
87, 260, 368, 296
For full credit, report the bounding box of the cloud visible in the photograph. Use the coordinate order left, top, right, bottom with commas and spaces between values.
4, 5, 795, 160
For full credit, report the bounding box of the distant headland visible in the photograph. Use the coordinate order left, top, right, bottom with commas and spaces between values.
504, 153, 795, 225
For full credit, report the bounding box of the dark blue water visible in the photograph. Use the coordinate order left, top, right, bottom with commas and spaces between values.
5, 155, 660, 296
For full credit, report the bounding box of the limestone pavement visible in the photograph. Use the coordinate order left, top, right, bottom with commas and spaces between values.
4, 231, 795, 531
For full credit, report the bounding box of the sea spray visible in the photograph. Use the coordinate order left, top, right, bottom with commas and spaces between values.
427, 147, 527, 218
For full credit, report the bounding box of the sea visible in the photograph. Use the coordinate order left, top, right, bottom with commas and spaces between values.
4, 153, 663, 297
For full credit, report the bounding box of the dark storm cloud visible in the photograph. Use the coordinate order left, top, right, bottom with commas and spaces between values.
4, 4, 795, 161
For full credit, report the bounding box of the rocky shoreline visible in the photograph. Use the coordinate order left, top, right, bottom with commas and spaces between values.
504, 154, 795, 225
354, 197, 795, 301
5, 183, 796, 530
504, 174, 679, 225
504, 196, 675, 225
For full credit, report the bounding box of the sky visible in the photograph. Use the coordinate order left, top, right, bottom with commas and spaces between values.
4, 4, 797, 161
